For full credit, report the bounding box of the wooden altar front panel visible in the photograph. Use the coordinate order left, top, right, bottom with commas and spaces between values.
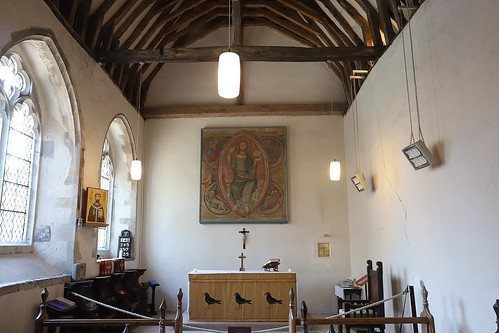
189, 271, 296, 322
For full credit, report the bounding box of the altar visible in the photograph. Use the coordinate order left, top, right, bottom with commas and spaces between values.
188, 270, 296, 322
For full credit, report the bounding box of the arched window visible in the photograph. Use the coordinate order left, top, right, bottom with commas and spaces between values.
97, 116, 137, 260
0, 36, 80, 295
0, 54, 40, 244
98, 140, 114, 250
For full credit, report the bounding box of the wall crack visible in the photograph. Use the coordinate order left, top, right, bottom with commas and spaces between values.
368, 83, 411, 252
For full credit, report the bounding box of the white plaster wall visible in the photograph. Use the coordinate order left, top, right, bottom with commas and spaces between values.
343, 0, 499, 331
142, 115, 350, 314
0, 284, 64, 333
0, 1, 144, 330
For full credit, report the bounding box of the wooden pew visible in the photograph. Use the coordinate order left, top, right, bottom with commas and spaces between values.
35, 287, 183, 333
289, 286, 435, 333
494, 299, 499, 333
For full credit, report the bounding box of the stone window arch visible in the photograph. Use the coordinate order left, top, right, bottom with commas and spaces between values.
0, 35, 80, 285
97, 115, 137, 260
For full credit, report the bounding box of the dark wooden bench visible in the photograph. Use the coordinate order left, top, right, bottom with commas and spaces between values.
34, 287, 183, 333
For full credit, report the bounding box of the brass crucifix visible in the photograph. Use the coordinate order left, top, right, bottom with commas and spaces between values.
239, 228, 249, 249
239, 252, 246, 271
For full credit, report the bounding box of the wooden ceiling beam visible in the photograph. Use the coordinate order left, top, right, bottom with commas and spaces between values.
243, 2, 323, 38
156, 0, 206, 26
232, 0, 242, 46
245, 9, 323, 46
336, 0, 373, 46
354, 0, 383, 48
97, 45, 381, 63
376, 0, 396, 44
276, 0, 323, 22
171, 14, 225, 47
138, 17, 225, 105
307, 9, 349, 47
135, 14, 223, 95
156, 2, 225, 46
120, 1, 169, 49
96, 0, 137, 50
137, 17, 181, 51
386, 0, 405, 29
314, 0, 364, 47
250, 19, 318, 48
112, 0, 155, 42
85, 0, 117, 49
142, 103, 348, 119
125, 0, 182, 49
300, 0, 356, 47
64, 0, 91, 39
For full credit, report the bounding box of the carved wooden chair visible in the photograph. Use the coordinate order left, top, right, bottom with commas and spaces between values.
341, 260, 385, 333
494, 299, 499, 333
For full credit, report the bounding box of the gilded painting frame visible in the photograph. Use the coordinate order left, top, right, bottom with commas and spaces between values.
200, 127, 288, 224
84, 187, 108, 227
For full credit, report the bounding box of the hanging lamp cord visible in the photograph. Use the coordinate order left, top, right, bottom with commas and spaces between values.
402, 20, 425, 144
408, 21, 424, 143
354, 81, 362, 173
350, 79, 360, 173
402, 24, 415, 145
136, 67, 142, 160
228, 0, 231, 51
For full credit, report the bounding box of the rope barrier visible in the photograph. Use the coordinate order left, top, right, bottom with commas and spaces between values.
325, 286, 409, 319
70, 291, 153, 319
253, 325, 290, 332
183, 324, 226, 333
71, 287, 410, 332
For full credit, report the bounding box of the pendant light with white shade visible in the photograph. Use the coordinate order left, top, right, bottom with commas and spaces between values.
328, 89, 341, 181
329, 159, 341, 181
131, 67, 143, 181
218, 0, 240, 99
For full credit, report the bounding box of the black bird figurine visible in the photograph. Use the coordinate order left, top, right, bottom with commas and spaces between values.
264, 292, 282, 308
234, 292, 252, 308
204, 292, 221, 308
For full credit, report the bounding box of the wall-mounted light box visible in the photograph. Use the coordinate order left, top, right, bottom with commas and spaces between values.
402, 140, 437, 170
351, 173, 369, 192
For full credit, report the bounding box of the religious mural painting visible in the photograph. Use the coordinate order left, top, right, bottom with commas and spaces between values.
200, 127, 288, 223
84, 187, 108, 226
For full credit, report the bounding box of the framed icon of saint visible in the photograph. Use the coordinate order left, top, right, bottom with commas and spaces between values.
84, 187, 108, 227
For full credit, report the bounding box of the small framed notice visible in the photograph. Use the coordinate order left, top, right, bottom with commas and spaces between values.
118, 230, 132, 259
318, 243, 330, 257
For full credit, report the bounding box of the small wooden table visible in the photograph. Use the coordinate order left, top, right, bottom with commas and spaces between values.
335, 285, 362, 310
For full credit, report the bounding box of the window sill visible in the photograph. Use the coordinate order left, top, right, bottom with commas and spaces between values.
0, 243, 32, 254
0, 253, 71, 296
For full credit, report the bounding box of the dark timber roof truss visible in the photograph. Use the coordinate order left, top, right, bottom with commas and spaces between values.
43, 0, 424, 116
